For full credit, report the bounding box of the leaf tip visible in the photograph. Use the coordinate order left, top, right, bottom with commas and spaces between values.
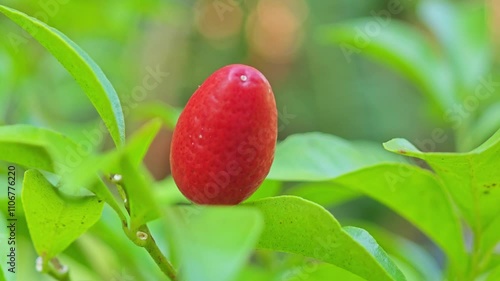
383, 138, 421, 155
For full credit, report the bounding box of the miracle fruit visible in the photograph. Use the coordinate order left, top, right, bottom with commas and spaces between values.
170, 64, 277, 205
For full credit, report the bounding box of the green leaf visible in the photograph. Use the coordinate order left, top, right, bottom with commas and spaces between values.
0, 125, 126, 222
481, 215, 500, 260
0, 5, 125, 147
22, 169, 104, 260
268, 133, 404, 181
69, 159, 156, 231
418, 1, 490, 95
320, 20, 456, 112
0, 266, 5, 281
108, 120, 163, 228
0, 212, 9, 281
66, 119, 161, 187
348, 220, 442, 281
66, 120, 163, 229
166, 207, 263, 281
119, 157, 161, 230
389, 257, 423, 281
267, 133, 465, 277
330, 164, 465, 277
282, 263, 366, 281
464, 102, 500, 151
246, 196, 406, 281
0, 125, 71, 173
287, 182, 360, 207
384, 128, 500, 236
474, 127, 500, 152
124, 118, 162, 167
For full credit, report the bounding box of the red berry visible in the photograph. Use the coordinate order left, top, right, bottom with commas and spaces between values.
170, 64, 277, 205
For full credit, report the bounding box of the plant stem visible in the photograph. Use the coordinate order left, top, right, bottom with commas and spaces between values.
114, 177, 177, 280
142, 226, 178, 281
121, 221, 178, 280
47, 258, 70, 281
47, 270, 70, 281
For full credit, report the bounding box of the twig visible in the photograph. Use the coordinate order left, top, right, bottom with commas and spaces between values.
142, 227, 178, 281
112, 175, 177, 281
46, 258, 70, 281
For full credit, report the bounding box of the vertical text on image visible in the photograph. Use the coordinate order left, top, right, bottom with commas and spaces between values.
6, 165, 17, 274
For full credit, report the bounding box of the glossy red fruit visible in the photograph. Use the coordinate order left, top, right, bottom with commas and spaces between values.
170, 64, 277, 205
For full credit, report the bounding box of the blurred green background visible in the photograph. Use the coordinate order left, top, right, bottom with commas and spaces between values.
0, 0, 499, 280
1, 0, 498, 171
